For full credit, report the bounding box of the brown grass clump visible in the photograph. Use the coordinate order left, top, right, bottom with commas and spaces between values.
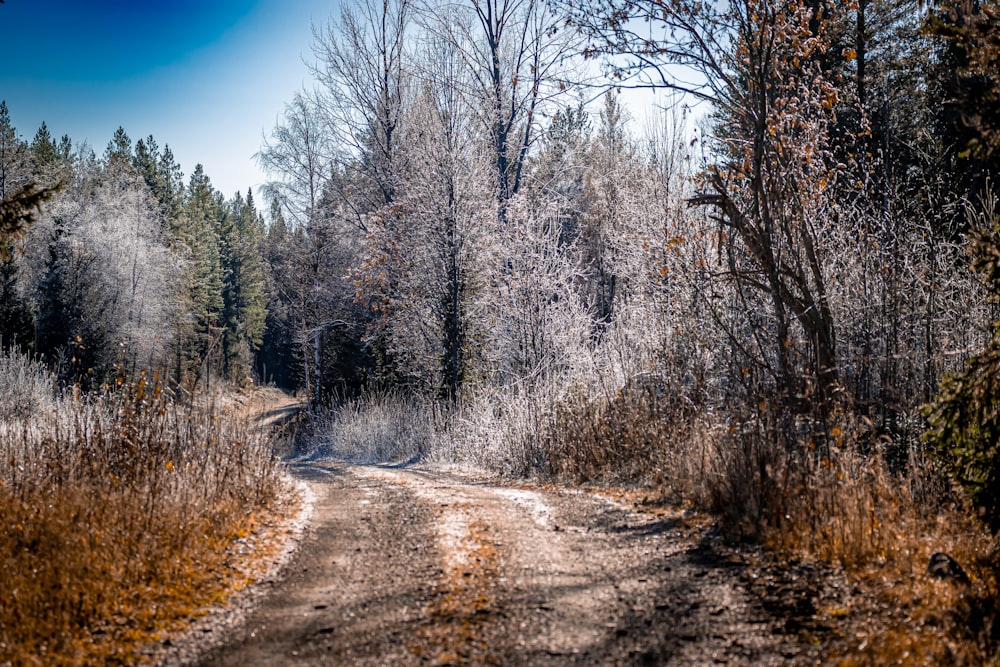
677, 410, 1000, 664
544, 380, 694, 486
0, 372, 285, 665
543, 387, 1000, 663
767, 441, 1000, 665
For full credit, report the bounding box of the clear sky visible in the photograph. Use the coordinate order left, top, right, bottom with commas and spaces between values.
0, 0, 336, 198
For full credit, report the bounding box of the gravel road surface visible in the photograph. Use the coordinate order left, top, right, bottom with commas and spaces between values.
191, 461, 811, 666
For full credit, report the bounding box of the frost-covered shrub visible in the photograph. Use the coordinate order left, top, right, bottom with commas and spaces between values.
308, 391, 437, 464
0, 348, 54, 421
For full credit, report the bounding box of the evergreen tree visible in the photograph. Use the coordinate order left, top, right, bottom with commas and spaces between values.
104, 126, 132, 169
33, 216, 75, 371
175, 164, 225, 389
30, 122, 58, 168
57, 134, 72, 163
133, 135, 184, 226
132, 136, 162, 196
924, 192, 1000, 530
219, 189, 268, 384
0, 103, 37, 349
0, 249, 32, 351
159, 145, 185, 224
257, 200, 299, 389
0, 101, 28, 203
928, 0, 1000, 188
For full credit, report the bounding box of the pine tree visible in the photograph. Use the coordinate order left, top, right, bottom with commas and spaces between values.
30, 122, 58, 168
159, 145, 185, 224
174, 164, 225, 389
928, 0, 1000, 186
0, 103, 41, 348
219, 189, 268, 384
133, 135, 184, 226
57, 134, 72, 163
0, 101, 28, 204
257, 200, 299, 389
104, 126, 132, 169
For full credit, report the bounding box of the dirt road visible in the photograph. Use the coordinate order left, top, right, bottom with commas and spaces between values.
194, 461, 813, 666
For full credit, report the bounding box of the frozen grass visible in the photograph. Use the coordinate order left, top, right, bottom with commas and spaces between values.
306, 385, 557, 476
0, 347, 55, 421
305, 391, 437, 465
436, 387, 550, 478
0, 371, 284, 665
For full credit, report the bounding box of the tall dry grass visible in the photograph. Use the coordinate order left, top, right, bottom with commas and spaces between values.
543, 379, 694, 486
0, 364, 284, 665
0, 347, 55, 421
512, 370, 999, 662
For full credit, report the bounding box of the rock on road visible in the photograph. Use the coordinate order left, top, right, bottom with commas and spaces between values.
193, 461, 806, 666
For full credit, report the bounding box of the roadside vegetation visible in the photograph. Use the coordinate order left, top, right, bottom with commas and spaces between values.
0, 352, 285, 664
255, 0, 1000, 662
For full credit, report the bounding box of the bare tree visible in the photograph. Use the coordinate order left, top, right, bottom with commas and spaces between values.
568, 0, 846, 414
310, 0, 412, 224
258, 94, 348, 410
421, 0, 579, 213
354, 32, 494, 399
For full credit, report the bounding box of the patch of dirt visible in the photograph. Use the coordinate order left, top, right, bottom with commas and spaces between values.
181, 462, 837, 666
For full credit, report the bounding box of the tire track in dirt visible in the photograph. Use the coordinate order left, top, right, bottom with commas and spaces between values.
193, 461, 810, 666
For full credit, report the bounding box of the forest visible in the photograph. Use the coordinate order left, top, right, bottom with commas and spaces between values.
2, 0, 1000, 663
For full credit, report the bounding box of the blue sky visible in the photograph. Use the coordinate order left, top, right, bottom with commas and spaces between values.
0, 0, 335, 198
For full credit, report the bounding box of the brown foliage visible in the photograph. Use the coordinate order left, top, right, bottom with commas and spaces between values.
0, 377, 284, 664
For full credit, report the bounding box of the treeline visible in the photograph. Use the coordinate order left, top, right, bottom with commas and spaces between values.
2, 0, 999, 478
0, 103, 267, 391
258, 0, 997, 449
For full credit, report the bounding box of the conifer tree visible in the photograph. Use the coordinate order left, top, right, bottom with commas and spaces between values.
174, 164, 225, 389
219, 189, 268, 384
0, 101, 25, 203
0, 103, 45, 348
257, 200, 299, 389
104, 126, 133, 174
928, 0, 1000, 186
57, 134, 72, 163
0, 154, 33, 351
30, 122, 58, 168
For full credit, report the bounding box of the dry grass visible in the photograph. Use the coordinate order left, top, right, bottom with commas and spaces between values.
543, 383, 693, 486
538, 384, 1000, 663
767, 443, 1000, 665
680, 412, 1000, 664
0, 370, 285, 665
304, 390, 436, 464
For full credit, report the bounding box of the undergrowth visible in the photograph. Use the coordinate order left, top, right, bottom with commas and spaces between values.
306, 372, 1000, 662
0, 367, 284, 665
305, 390, 436, 464
537, 385, 1000, 664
